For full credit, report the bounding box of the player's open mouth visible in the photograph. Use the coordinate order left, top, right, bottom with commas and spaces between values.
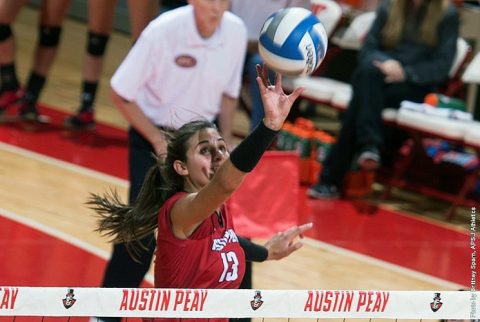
209, 166, 219, 178
208, 169, 214, 178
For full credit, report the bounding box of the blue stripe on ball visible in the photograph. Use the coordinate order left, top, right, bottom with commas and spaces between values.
308, 26, 325, 65
281, 14, 321, 59
259, 33, 302, 60
259, 14, 321, 61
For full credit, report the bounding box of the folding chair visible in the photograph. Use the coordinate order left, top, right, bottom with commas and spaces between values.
381, 50, 479, 221
311, 0, 344, 37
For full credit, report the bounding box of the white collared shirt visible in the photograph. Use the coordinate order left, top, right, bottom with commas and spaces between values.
111, 5, 247, 129
229, 0, 311, 41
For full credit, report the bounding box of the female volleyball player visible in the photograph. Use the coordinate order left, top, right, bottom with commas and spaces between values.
89, 65, 310, 298
96, 2, 249, 321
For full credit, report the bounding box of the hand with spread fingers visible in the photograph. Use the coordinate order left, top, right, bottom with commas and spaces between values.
265, 222, 313, 260
255, 64, 304, 131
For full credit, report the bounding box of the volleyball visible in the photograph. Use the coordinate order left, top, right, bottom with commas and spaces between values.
258, 7, 328, 77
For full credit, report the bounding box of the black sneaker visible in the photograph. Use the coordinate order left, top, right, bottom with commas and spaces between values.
19, 101, 40, 121
357, 146, 381, 171
64, 110, 95, 130
307, 183, 340, 199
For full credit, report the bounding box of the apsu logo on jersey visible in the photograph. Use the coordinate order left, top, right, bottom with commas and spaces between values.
250, 291, 264, 311
430, 292, 443, 312
175, 55, 197, 68
62, 289, 77, 309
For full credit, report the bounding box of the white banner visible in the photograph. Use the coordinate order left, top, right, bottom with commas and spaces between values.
0, 287, 478, 319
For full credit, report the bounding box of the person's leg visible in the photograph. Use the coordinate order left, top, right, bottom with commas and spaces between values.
98, 128, 157, 322
20, 0, 71, 119
308, 99, 359, 197
353, 65, 391, 153
126, 0, 159, 41
308, 65, 371, 198
354, 67, 432, 169
64, 0, 116, 129
331, 61, 387, 170
0, 0, 29, 111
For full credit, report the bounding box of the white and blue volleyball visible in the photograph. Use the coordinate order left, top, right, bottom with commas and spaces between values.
258, 7, 328, 77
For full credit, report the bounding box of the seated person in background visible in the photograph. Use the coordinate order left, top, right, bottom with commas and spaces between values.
229, 0, 311, 132
308, 0, 459, 199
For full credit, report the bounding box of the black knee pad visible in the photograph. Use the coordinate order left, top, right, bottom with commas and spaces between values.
0, 24, 12, 41
38, 25, 62, 47
87, 31, 110, 57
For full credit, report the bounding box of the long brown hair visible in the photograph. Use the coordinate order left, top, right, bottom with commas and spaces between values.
382, 0, 449, 48
87, 120, 218, 256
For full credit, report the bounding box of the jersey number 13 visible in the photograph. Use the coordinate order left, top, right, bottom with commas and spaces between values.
219, 251, 239, 282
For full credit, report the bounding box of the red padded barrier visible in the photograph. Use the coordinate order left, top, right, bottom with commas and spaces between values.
228, 151, 301, 239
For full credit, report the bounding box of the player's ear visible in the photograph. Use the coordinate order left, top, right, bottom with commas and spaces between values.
173, 160, 189, 176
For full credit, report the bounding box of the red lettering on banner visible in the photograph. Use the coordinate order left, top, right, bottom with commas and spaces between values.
304, 291, 313, 311
323, 291, 332, 311
356, 291, 389, 312
366, 291, 374, 311
129, 290, 139, 310
119, 289, 172, 311
381, 292, 389, 311
304, 291, 354, 312
120, 290, 128, 310
173, 290, 208, 311
155, 290, 171, 311
356, 291, 366, 311
184, 290, 192, 311
173, 291, 184, 311
0, 287, 18, 309
344, 291, 354, 311
199, 291, 207, 310
335, 291, 342, 310
372, 292, 382, 312
138, 290, 148, 310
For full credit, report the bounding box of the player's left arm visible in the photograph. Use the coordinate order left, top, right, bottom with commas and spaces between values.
218, 94, 237, 148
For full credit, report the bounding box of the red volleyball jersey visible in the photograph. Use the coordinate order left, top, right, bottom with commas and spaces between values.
154, 192, 245, 321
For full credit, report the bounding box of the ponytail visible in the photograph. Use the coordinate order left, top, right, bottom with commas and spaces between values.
88, 158, 167, 257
